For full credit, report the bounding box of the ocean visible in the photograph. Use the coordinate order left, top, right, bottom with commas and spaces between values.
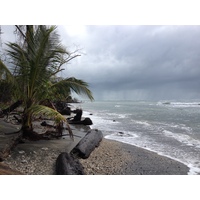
72, 100, 200, 175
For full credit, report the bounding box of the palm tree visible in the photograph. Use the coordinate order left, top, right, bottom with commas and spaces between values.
1, 25, 93, 139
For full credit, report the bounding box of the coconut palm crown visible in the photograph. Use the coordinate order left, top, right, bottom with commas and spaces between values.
1, 25, 94, 138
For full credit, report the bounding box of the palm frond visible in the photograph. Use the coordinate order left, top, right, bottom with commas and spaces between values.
27, 105, 73, 138
52, 77, 94, 101
4, 25, 93, 139
0, 60, 14, 82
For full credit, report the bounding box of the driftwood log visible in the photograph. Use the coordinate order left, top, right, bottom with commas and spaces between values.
56, 152, 85, 175
71, 129, 103, 159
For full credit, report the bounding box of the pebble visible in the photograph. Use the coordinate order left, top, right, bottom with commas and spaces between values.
21, 160, 28, 163
3, 138, 188, 175
4, 139, 129, 175
41, 147, 48, 151
79, 139, 132, 175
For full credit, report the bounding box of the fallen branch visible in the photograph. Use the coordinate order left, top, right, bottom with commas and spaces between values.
2, 100, 22, 115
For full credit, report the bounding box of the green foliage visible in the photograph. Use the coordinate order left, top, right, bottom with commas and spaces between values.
51, 77, 94, 101
27, 104, 73, 138
1, 25, 94, 136
0, 81, 14, 102
0, 60, 14, 82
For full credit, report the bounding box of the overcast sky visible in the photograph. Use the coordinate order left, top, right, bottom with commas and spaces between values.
1, 25, 200, 101
58, 25, 200, 101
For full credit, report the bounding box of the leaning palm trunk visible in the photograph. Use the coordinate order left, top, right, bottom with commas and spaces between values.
21, 111, 33, 136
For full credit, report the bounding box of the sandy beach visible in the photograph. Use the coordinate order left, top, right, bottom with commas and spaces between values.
0, 113, 189, 175
2, 137, 189, 175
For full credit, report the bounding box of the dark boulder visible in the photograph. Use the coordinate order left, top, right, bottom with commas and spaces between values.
53, 101, 71, 115
41, 121, 47, 126
82, 118, 93, 125
71, 109, 82, 121
56, 152, 85, 175
71, 129, 103, 159
68, 117, 93, 125
60, 107, 71, 115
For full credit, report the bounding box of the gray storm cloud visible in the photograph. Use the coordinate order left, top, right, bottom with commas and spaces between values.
2, 25, 200, 101
59, 25, 200, 101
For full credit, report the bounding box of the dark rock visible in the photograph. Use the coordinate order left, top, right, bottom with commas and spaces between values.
41, 121, 47, 126
71, 129, 103, 159
71, 109, 82, 121
67, 109, 93, 125
40, 121, 55, 128
60, 107, 71, 115
82, 118, 93, 125
53, 101, 71, 115
68, 117, 93, 126
56, 152, 85, 175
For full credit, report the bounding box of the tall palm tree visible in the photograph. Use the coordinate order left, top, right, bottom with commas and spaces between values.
1, 25, 93, 139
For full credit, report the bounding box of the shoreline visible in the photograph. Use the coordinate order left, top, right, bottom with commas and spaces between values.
0, 117, 189, 175
3, 138, 189, 175
80, 138, 189, 175
104, 138, 192, 175
2, 137, 189, 175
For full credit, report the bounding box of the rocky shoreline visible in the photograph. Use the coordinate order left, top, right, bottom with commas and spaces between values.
0, 114, 189, 175
80, 139, 189, 175
3, 138, 189, 175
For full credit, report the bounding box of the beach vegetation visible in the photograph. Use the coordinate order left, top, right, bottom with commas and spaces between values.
0, 25, 94, 140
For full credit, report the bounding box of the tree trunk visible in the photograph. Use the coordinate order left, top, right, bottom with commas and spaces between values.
21, 111, 36, 139
21, 113, 50, 140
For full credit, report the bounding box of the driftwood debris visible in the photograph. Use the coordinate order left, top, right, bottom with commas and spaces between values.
71, 129, 103, 159
0, 162, 23, 175
0, 131, 23, 161
56, 152, 85, 175
1, 100, 22, 115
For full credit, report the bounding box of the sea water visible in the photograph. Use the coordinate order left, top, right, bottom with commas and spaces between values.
71, 100, 200, 175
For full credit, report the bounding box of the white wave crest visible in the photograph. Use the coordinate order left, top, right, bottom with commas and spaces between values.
157, 101, 200, 108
